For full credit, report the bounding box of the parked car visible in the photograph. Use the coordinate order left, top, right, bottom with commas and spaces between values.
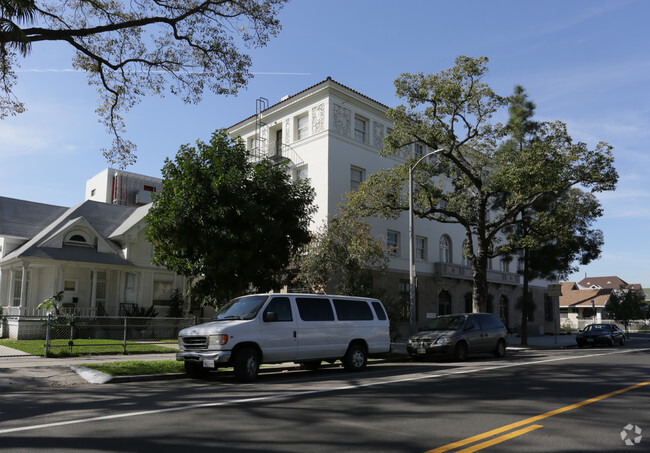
576, 323, 625, 347
177, 293, 391, 382
407, 313, 507, 361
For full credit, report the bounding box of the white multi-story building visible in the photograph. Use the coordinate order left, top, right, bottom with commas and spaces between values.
227, 77, 554, 334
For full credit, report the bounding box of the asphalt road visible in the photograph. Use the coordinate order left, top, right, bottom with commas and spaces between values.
0, 346, 648, 453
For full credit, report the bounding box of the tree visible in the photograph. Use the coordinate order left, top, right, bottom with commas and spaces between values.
605, 288, 647, 335
497, 87, 605, 344
346, 56, 618, 313
145, 129, 316, 306
291, 211, 389, 296
1, 0, 287, 166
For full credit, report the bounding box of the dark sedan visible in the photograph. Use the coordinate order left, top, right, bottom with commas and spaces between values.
576, 323, 625, 347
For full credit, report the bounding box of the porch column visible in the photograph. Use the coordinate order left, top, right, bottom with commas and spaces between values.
19, 262, 29, 308
90, 269, 98, 310
0, 267, 4, 307
57, 265, 66, 294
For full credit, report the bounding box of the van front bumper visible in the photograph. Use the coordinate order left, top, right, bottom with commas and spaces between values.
176, 350, 232, 363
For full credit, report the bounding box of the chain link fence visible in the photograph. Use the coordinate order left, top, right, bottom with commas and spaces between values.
0, 315, 207, 357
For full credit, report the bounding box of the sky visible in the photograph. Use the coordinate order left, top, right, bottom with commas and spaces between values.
1, 0, 649, 286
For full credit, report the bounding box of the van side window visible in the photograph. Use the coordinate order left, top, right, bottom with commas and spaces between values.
296, 297, 335, 321
334, 299, 374, 321
263, 297, 293, 322
465, 316, 480, 331
371, 301, 387, 320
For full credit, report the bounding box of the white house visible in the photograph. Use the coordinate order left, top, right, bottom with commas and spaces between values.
0, 169, 187, 339
226, 77, 555, 334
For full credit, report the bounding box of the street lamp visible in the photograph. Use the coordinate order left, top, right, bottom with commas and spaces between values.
409, 148, 444, 334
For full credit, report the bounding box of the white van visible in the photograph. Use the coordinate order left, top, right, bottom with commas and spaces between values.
176, 293, 391, 381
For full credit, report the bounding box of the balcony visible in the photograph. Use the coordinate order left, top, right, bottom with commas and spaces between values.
433, 262, 520, 286
249, 141, 303, 167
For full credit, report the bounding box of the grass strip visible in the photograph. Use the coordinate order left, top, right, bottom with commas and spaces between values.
81, 360, 185, 376
0, 339, 177, 357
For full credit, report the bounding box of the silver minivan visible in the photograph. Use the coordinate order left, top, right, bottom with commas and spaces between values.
177, 293, 391, 381
407, 313, 507, 361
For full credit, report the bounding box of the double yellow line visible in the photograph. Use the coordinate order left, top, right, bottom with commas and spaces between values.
427, 381, 649, 453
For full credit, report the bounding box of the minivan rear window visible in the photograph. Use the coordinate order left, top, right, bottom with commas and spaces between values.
296, 297, 335, 321
333, 299, 374, 321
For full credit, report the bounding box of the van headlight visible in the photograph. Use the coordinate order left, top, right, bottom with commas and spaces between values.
209, 334, 229, 346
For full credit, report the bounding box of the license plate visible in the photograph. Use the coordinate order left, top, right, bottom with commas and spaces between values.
203, 359, 215, 368
417, 348, 426, 354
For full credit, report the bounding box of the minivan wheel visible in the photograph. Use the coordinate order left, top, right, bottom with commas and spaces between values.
452, 342, 468, 362
343, 343, 367, 371
494, 339, 506, 358
184, 361, 210, 378
234, 347, 259, 382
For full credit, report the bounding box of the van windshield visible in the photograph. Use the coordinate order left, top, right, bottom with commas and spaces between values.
213, 295, 269, 321
420, 315, 466, 331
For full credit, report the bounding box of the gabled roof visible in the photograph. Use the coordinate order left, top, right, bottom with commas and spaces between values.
0, 196, 67, 239
577, 276, 642, 292
1, 198, 139, 267
559, 282, 613, 308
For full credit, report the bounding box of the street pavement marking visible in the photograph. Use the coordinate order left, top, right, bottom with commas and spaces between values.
426, 380, 649, 452
0, 348, 647, 436
455, 425, 544, 453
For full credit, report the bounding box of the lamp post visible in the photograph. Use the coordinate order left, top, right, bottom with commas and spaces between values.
409, 148, 444, 334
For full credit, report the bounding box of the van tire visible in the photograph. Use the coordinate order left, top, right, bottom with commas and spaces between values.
234, 347, 259, 382
343, 343, 367, 371
185, 361, 210, 378
452, 342, 468, 362
494, 339, 506, 358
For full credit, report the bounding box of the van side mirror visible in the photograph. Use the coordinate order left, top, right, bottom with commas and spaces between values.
263, 311, 277, 322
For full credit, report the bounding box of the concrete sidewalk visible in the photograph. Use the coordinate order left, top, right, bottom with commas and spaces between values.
1, 334, 648, 391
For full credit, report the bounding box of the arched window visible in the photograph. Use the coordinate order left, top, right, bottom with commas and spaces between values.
439, 235, 452, 263
64, 230, 92, 247
438, 290, 452, 316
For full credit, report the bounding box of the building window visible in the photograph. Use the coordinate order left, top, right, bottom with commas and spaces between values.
350, 166, 365, 191
462, 239, 471, 267
387, 230, 400, 256
143, 185, 156, 192
12, 270, 29, 307
247, 135, 259, 151
90, 189, 96, 197
354, 115, 367, 143
153, 276, 174, 305
438, 290, 452, 316
416, 236, 427, 260
296, 114, 309, 140
64, 279, 77, 292
414, 143, 424, 157
500, 259, 510, 273
295, 165, 308, 180
439, 235, 452, 263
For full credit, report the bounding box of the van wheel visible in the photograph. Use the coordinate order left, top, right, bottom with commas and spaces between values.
234, 347, 259, 382
452, 342, 468, 361
494, 339, 506, 358
343, 343, 367, 371
185, 361, 210, 378
301, 360, 321, 371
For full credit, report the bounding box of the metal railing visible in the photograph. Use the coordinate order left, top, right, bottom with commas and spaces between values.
0, 315, 207, 357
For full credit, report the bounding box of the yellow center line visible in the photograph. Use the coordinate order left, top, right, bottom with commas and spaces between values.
455, 425, 544, 453
426, 381, 649, 453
